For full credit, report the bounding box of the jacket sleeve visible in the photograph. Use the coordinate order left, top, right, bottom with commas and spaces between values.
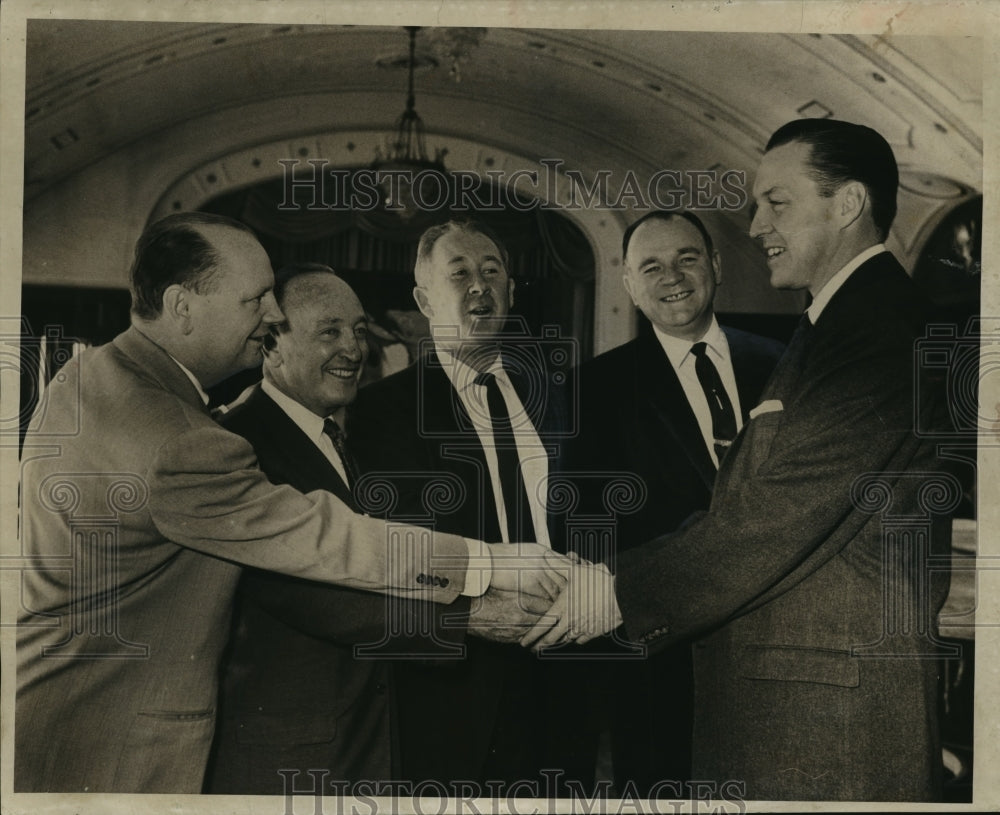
146, 422, 472, 602
237, 567, 472, 650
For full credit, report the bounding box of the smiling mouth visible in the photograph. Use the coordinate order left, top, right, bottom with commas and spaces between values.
468, 305, 493, 316
324, 367, 358, 380
659, 291, 693, 303
765, 247, 786, 260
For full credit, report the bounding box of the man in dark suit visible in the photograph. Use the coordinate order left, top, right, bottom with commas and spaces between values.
350, 220, 580, 790
527, 119, 956, 801
573, 211, 783, 794
204, 265, 381, 791
16, 214, 560, 793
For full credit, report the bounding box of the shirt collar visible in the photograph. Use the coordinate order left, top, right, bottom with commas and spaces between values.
261, 377, 327, 441
807, 243, 886, 324
166, 353, 210, 406
436, 344, 505, 395
653, 315, 725, 369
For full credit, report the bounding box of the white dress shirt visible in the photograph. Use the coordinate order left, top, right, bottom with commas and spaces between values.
807, 243, 887, 324
653, 316, 742, 468
437, 347, 552, 547
260, 377, 351, 486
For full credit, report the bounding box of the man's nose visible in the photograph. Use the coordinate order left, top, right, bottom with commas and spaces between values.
336, 332, 364, 361
661, 265, 684, 285
749, 207, 769, 240
467, 271, 491, 294
260, 291, 285, 326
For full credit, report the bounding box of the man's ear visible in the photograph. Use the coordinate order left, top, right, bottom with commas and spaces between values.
711, 251, 723, 286
506, 277, 515, 309
413, 286, 433, 318
838, 181, 868, 231
161, 285, 194, 334
621, 271, 638, 307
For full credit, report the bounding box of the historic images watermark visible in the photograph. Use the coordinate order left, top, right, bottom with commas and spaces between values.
277, 771, 748, 815
277, 159, 749, 213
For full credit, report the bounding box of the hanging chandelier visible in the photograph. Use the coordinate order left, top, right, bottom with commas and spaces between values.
372, 26, 449, 219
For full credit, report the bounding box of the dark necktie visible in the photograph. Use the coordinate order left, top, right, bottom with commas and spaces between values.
691, 341, 738, 466
323, 417, 358, 490
474, 371, 537, 543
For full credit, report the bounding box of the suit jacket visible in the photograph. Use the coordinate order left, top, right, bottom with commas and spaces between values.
572, 325, 783, 792
615, 254, 954, 800
207, 386, 466, 792
349, 346, 570, 785
15, 327, 471, 793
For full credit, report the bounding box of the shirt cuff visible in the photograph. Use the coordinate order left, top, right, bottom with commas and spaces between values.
460, 538, 493, 597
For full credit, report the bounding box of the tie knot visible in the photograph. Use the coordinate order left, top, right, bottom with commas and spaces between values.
690, 341, 708, 359
474, 371, 497, 388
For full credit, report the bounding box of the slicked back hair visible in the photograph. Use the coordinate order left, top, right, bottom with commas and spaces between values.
263, 262, 339, 350
130, 212, 255, 320
765, 118, 898, 241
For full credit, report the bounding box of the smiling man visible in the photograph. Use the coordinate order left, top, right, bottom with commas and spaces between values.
207, 263, 474, 791
527, 120, 957, 801
570, 210, 783, 794
205, 264, 390, 791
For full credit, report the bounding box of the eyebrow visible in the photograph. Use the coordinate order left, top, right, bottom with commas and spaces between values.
315, 316, 368, 327
446, 254, 503, 265
637, 246, 702, 266
759, 185, 788, 199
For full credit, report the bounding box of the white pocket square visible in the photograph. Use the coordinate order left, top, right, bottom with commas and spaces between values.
749, 399, 784, 420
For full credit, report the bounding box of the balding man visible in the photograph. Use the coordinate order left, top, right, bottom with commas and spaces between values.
572, 210, 783, 794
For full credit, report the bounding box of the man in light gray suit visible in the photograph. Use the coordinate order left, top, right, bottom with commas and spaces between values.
15, 212, 563, 793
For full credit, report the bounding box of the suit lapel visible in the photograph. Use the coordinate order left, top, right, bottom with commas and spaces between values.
726, 327, 772, 422
637, 333, 716, 490
759, 315, 814, 404
246, 388, 356, 509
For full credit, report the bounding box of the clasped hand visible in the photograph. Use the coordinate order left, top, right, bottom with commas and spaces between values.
470, 544, 622, 648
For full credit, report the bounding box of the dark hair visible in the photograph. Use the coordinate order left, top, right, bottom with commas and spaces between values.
765, 118, 898, 240
264, 262, 339, 351
415, 220, 510, 280
622, 210, 715, 262
130, 212, 255, 320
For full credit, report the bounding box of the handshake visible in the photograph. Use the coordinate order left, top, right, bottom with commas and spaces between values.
471, 543, 623, 650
